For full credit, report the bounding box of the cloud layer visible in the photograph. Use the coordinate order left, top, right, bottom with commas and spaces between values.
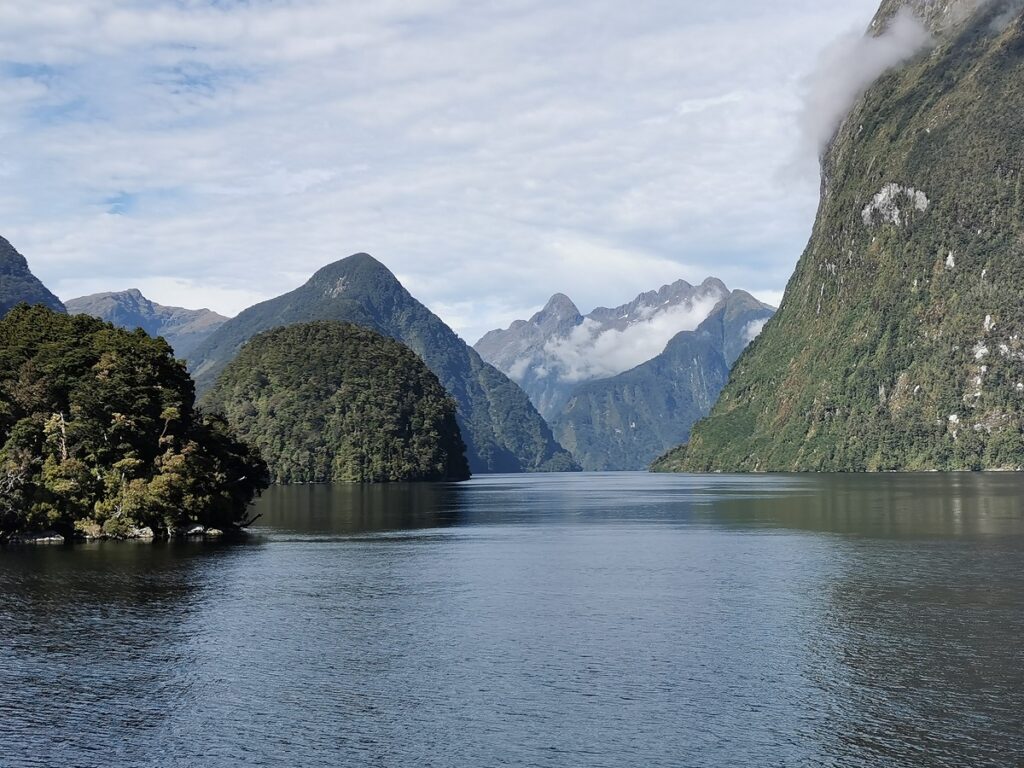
0, 0, 879, 340
798, 8, 932, 159
542, 291, 726, 383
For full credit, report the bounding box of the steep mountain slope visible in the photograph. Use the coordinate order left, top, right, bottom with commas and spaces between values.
0, 236, 64, 316
204, 322, 470, 484
553, 292, 774, 470
66, 289, 227, 358
660, 0, 1024, 472
475, 278, 730, 419
188, 253, 577, 474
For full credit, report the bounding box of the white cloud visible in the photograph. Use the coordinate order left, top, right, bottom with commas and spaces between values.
0, 0, 881, 341
543, 290, 725, 382
753, 290, 785, 309
743, 317, 769, 343
797, 8, 932, 161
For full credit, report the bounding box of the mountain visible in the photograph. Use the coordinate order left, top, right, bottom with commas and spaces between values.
204, 322, 470, 484
0, 236, 65, 316
552, 292, 774, 470
66, 289, 228, 359
188, 253, 578, 474
475, 278, 731, 420
657, 0, 1024, 472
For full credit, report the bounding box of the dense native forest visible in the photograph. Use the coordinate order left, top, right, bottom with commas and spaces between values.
0, 306, 269, 542
203, 321, 471, 484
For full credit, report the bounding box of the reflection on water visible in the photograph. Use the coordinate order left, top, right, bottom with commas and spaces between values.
698, 472, 1024, 537
2, 473, 1023, 767
255, 482, 466, 535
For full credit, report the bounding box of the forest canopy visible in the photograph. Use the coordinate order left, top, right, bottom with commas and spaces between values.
203, 321, 471, 484
0, 305, 269, 541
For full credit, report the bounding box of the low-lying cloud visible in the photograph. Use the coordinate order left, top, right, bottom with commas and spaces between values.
541, 292, 724, 383
743, 317, 769, 344
799, 8, 932, 159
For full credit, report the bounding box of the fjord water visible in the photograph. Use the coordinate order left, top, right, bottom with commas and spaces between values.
2, 474, 1023, 767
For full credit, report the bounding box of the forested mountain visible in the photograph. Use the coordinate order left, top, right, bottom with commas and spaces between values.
0, 306, 268, 542
553, 292, 774, 470
659, 0, 1024, 472
0, 236, 64, 317
188, 253, 577, 474
475, 278, 730, 420
66, 289, 228, 359
204, 322, 470, 484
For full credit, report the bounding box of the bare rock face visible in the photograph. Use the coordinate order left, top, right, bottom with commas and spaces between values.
872, 0, 983, 31
872, 0, 1012, 34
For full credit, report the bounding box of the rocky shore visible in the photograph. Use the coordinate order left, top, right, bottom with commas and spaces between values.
2, 526, 228, 545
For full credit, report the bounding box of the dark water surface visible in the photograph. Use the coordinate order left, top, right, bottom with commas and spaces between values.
2, 473, 1023, 767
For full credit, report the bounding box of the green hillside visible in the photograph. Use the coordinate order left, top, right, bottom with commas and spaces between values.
188, 253, 577, 474
660, 2, 1024, 472
204, 322, 471, 484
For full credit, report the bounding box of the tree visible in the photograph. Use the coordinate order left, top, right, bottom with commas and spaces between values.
0, 305, 269, 541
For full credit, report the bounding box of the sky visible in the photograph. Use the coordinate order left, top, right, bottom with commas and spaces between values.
0, 0, 882, 343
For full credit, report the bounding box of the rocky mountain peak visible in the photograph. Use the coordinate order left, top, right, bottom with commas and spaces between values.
531, 293, 583, 336
538, 293, 581, 320
311, 253, 394, 288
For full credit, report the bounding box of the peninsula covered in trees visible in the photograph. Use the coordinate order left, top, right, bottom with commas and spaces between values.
203, 321, 471, 484
0, 305, 269, 542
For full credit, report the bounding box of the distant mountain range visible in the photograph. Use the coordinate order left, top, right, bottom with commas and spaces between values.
0, 236, 65, 317
475, 280, 774, 470
187, 253, 578, 475
552, 291, 773, 470
476, 278, 731, 420
66, 289, 228, 359
0, 233, 775, 473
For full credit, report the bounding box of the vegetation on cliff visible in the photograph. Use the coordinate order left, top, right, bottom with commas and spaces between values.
660, 2, 1024, 472
0, 306, 268, 541
203, 321, 471, 484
